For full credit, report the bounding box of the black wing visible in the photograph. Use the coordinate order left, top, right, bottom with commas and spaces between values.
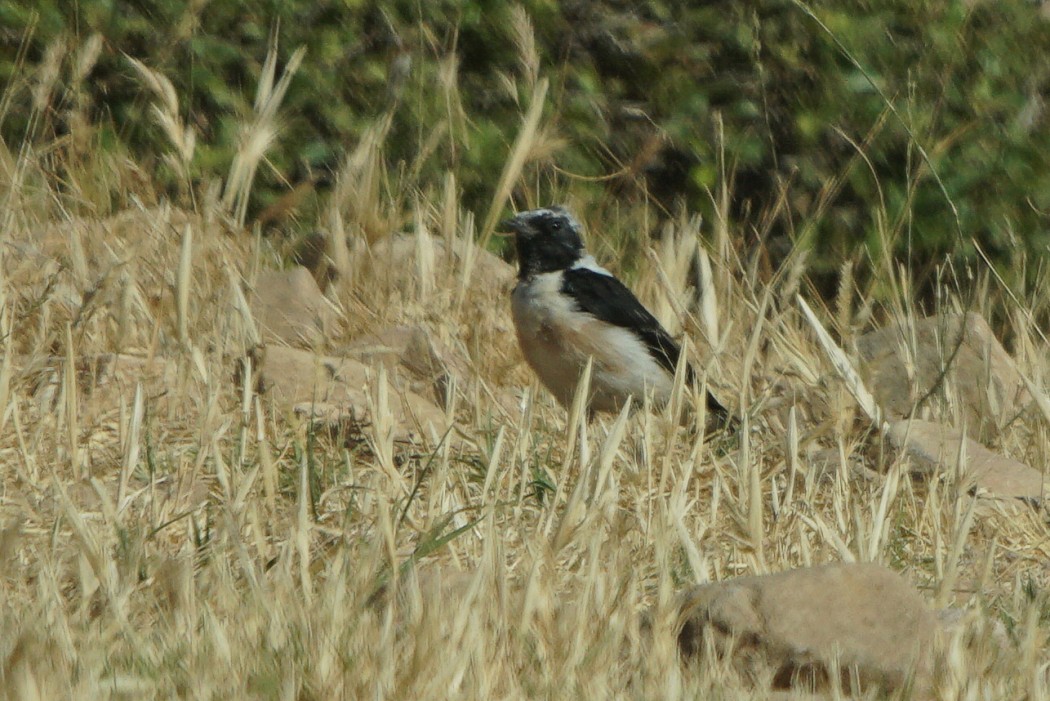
560, 267, 730, 422
560, 267, 689, 377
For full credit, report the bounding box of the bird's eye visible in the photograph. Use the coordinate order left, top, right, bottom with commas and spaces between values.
550, 221, 562, 231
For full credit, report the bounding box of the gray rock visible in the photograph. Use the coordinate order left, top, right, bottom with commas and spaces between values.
249, 266, 340, 348
886, 419, 1046, 504
856, 312, 1029, 439
677, 563, 935, 694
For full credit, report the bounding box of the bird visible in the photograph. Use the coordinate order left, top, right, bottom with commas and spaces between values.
499, 205, 731, 431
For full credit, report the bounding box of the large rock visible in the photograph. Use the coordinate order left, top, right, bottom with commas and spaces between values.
856, 312, 1029, 439
886, 419, 1046, 504
249, 266, 340, 348
250, 345, 450, 445
676, 563, 935, 694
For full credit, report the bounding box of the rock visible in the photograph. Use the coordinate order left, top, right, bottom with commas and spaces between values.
676, 563, 935, 694
886, 419, 1046, 504
249, 266, 340, 348
340, 325, 470, 407
856, 312, 1029, 439
250, 345, 450, 445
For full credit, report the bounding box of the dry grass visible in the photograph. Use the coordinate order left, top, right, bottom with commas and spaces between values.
1, 32, 1049, 701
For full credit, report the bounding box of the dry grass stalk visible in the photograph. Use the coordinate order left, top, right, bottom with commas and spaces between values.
176, 223, 193, 346
510, 5, 540, 91
479, 77, 549, 247
125, 55, 196, 186
798, 294, 885, 430
222, 42, 306, 228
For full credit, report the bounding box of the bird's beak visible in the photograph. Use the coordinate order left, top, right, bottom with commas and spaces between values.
497, 214, 528, 237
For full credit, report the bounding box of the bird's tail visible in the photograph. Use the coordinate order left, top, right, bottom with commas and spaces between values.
703, 390, 740, 437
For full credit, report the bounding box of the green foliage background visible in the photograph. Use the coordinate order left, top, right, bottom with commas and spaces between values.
3, 0, 1049, 291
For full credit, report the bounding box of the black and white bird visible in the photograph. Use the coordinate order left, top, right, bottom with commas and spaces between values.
499, 206, 731, 430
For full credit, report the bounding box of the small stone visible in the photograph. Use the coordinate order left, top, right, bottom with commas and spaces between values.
677, 563, 935, 694
886, 419, 1046, 504
249, 266, 340, 348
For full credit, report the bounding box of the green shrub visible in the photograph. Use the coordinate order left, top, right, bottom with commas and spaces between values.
3, 0, 1048, 294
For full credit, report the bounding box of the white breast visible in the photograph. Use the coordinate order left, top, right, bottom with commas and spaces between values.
511, 273, 674, 412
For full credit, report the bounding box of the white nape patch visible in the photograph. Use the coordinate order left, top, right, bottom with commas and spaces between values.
511, 270, 673, 412
520, 206, 582, 232
570, 254, 614, 277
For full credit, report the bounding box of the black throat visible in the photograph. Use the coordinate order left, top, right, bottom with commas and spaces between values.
514, 232, 583, 279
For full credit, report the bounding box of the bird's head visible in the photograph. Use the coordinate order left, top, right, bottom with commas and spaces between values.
498, 206, 585, 278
